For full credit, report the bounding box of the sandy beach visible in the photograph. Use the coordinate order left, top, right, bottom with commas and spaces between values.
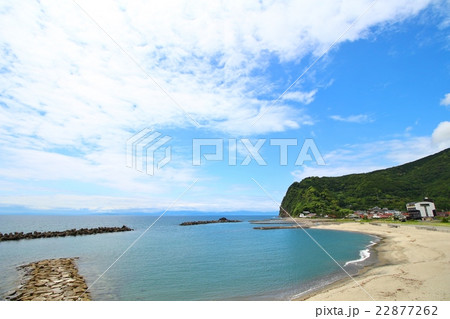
298, 222, 450, 301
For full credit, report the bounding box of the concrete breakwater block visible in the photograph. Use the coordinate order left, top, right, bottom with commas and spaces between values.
180, 217, 241, 226
4, 258, 91, 301
253, 225, 309, 230
0, 225, 133, 242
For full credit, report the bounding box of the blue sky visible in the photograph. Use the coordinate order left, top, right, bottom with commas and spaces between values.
0, 0, 449, 213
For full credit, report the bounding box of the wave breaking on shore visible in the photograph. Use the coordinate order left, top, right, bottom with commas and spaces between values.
344, 240, 377, 267
290, 236, 379, 301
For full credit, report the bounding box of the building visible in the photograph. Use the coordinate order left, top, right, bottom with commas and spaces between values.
406, 198, 436, 219
436, 211, 449, 217
372, 212, 393, 219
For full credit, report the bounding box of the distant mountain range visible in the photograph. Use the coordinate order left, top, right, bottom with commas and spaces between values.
280, 148, 450, 217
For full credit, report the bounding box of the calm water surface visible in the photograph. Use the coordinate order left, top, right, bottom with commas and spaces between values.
0, 215, 376, 300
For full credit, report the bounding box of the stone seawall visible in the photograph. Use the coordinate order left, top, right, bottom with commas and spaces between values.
0, 225, 133, 242
180, 217, 241, 226
253, 225, 309, 230
5, 258, 91, 301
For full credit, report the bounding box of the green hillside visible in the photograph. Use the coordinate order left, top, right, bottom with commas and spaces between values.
280, 148, 450, 217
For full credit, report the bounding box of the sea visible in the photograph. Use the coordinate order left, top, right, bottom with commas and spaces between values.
0, 214, 378, 301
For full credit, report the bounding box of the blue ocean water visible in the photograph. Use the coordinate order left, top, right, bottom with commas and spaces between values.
0, 215, 376, 300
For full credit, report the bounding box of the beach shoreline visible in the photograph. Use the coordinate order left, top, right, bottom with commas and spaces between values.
295, 222, 450, 301
291, 232, 381, 301
3, 218, 449, 301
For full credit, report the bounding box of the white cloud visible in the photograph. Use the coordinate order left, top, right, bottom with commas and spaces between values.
0, 146, 200, 195
292, 121, 449, 181
0, 0, 439, 212
432, 121, 450, 149
0, 193, 277, 212
330, 114, 373, 123
0, 0, 434, 139
440, 93, 450, 106
282, 89, 318, 105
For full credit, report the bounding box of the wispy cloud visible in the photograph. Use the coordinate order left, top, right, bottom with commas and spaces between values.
0, 0, 439, 212
0, 193, 276, 213
329, 114, 373, 123
0, 0, 434, 139
440, 93, 450, 107
291, 121, 449, 181
281, 89, 318, 105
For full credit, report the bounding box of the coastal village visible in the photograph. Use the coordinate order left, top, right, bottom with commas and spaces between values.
297, 197, 449, 221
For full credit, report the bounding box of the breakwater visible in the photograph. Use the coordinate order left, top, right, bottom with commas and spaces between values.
253, 225, 309, 230
180, 217, 241, 226
0, 225, 133, 242
4, 258, 91, 301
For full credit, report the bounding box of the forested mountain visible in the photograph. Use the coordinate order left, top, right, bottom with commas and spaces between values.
280, 148, 450, 217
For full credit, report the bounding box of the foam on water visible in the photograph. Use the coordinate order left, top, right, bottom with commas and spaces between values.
344, 240, 377, 266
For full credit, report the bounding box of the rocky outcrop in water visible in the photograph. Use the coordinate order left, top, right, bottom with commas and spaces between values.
4, 258, 91, 301
0, 225, 133, 242
180, 217, 241, 226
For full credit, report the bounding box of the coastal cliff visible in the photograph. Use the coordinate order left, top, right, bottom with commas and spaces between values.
280, 148, 450, 217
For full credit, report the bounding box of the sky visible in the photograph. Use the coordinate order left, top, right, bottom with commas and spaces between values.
0, 0, 449, 214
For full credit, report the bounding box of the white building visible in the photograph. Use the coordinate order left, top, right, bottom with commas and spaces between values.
406, 198, 436, 219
